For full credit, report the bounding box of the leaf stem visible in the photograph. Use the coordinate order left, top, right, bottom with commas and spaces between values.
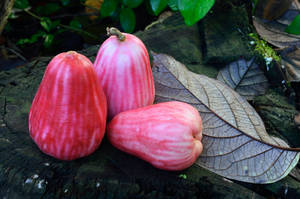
24, 9, 98, 40
59, 24, 98, 40
24, 9, 42, 20
106, 27, 125, 41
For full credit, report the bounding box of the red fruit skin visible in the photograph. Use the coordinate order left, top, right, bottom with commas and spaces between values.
94, 33, 155, 119
29, 51, 107, 160
107, 101, 203, 171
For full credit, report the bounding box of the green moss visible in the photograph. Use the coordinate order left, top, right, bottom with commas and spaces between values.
249, 33, 281, 63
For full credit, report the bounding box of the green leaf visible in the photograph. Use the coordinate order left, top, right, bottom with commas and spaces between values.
144, 0, 155, 15
178, 174, 187, 179
16, 31, 45, 45
40, 17, 52, 32
69, 20, 82, 29
44, 34, 55, 48
150, 0, 168, 16
14, 0, 30, 9
100, 0, 119, 17
252, 0, 258, 14
40, 18, 59, 32
285, 14, 300, 35
252, 0, 258, 6
32, 31, 45, 41
55, 29, 67, 35
120, 8, 136, 33
16, 38, 30, 45
50, 20, 61, 30
8, 12, 19, 19
4, 23, 12, 32
35, 3, 61, 15
123, 0, 143, 8
168, 0, 178, 11
178, 0, 215, 26
61, 0, 70, 6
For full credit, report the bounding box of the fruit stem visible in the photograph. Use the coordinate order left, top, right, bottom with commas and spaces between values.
106, 27, 125, 41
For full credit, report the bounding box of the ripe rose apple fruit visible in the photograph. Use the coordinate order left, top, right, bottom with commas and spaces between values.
29, 51, 107, 160
107, 101, 203, 171
94, 27, 155, 119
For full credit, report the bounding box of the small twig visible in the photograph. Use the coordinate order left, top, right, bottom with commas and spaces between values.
0, 45, 27, 61
24, 9, 99, 40
106, 27, 125, 41
60, 24, 98, 40
50, 12, 100, 20
24, 9, 42, 20
0, 46, 9, 59
7, 47, 27, 61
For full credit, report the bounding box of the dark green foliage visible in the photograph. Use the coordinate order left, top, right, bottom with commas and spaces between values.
98, 0, 216, 32
43, 34, 54, 48
285, 14, 300, 35
120, 8, 136, 33
69, 20, 82, 29
35, 3, 61, 16
14, 0, 30, 9
60, 0, 70, 6
9, 1, 97, 50
16, 31, 45, 45
17, 17, 61, 48
150, 0, 169, 16
168, 0, 178, 11
100, 0, 119, 17
40, 17, 54, 32
7, 0, 216, 51
123, 0, 143, 8
178, 0, 215, 26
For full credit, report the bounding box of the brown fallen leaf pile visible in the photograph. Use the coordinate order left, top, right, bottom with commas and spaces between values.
217, 58, 268, 100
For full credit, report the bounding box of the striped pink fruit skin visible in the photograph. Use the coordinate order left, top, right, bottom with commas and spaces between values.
29, 51, 107, 160
94, 33, 155, 119
107, 101, 203, 171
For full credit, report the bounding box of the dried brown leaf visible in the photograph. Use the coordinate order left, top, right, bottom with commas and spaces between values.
281, 46, 300, 81
295, 0, 300, 7
253, 17, 300, 48
253, 1, 300, 48
217, 58, 269, 100
295, 113, 300, 129
254, 0, 294, 21
152, 52, 300, 184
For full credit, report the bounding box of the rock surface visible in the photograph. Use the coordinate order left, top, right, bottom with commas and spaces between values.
254, 89, 300, 148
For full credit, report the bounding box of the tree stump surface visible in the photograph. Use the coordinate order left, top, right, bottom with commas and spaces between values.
1, 4, 300, 199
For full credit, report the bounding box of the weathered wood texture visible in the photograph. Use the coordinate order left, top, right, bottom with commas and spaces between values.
253, 89, 300, 148
202, 4, 254, 64
0, 3, 300, 199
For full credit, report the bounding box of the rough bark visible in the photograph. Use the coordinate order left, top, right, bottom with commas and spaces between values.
253, 89, 300, 148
